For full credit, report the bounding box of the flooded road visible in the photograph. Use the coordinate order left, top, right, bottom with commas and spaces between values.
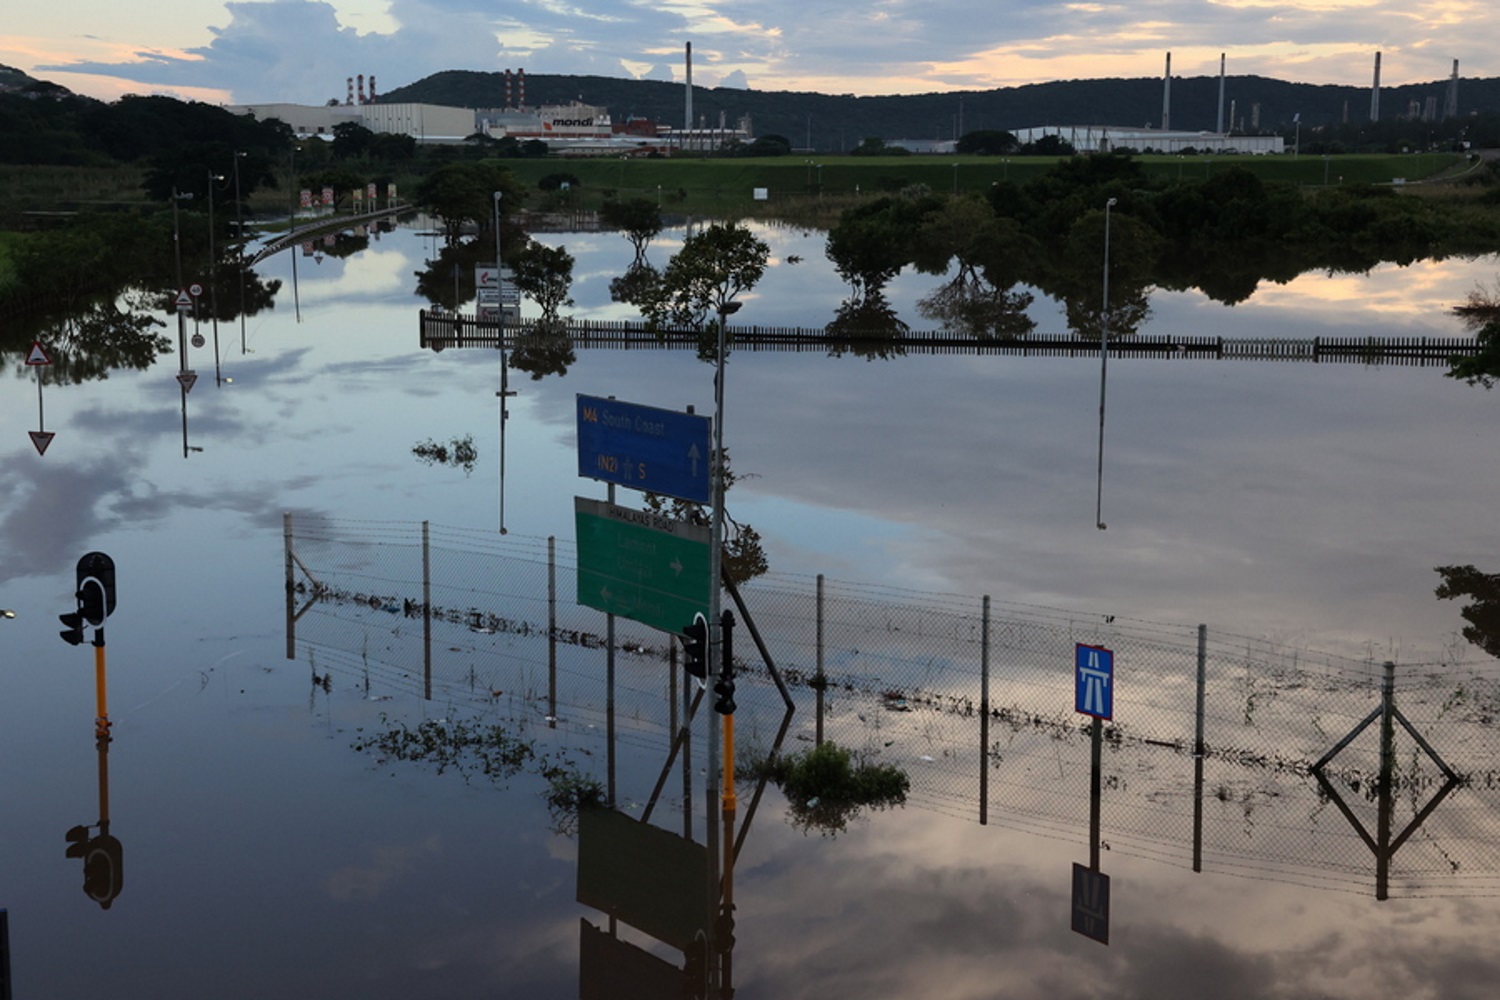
2, 220, 1499, 997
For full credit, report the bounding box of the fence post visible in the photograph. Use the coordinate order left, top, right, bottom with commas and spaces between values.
422, 520, 432, 700
548, 536, 557, 728
816, 574, 826, 746
1376, 660, 1396, 900
980, 595, 990, 826
283, 512, 295, 659
1193, 624, 1206, 872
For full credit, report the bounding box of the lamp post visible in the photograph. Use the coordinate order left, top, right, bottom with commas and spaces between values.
169, 187, 194, 375
233, 150, 246, 355
493, 190, 515, 535
707, 294, 741, 994
207, 172, 224, 386
1095, 197, 1117, 531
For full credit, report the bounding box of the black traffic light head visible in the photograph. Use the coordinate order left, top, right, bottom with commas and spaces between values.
681, 613, 708, 679
59, 611, 87, 646
75, 551, 116, 625
81, 834, 124, 909
713, 676, 736, 715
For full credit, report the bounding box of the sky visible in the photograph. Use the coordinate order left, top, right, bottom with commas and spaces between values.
0, 0, 1492, 107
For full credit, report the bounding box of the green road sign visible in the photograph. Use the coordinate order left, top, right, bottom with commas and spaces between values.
574, 497, 710, 634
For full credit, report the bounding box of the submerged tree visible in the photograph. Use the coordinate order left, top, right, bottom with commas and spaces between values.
1435, 564, 1500, 659
1447, 280, 1500, 389
637, 223, 769, 360
510, 239, 575, 329
599, 197, 663, 267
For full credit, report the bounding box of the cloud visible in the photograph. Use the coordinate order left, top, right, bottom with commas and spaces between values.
25, 0, 1497, 104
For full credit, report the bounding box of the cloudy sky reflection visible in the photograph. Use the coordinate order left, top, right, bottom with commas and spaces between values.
2, 221, 1499, 997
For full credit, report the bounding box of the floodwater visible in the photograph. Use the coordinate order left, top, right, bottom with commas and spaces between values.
2, 218, 1500, 999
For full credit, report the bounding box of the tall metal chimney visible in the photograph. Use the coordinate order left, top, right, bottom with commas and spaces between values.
685, 42, 694, 145
1370, 51, 1381, 121
368, 75, 376, 103
1217, 54, 1226, 134
1162, 52, 1172, 131
518, 68, 526, 109
1444, 59, 1459, 119
347, 77, 354, 106
504, 69, 512, 109
357, 74, 365, 105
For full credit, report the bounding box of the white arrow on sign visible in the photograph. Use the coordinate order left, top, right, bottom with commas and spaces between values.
29, 431, 55, 455
177, 370, 198, 392
25, 342, 52, 366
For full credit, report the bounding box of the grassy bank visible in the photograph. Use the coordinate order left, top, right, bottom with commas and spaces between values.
499, 151, 1471, 217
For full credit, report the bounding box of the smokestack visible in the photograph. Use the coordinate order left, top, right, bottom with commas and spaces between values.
1217, 53, 1226, 134
368, 75, 376, 103
518, 68, 526, 109
685, 42, 694, 143
1444, 59, 1459, 120
347, 77, 354, 106
357, 74, 366, 105
504, 69, 512, 109
1162, 52, 1172, 131
1370, 51, 1381, 121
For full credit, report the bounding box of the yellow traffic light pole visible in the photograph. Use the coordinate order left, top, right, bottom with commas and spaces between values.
94, 636, 110, 742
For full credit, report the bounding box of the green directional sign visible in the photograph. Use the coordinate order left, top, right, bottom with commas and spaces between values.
574, 497, 710, 634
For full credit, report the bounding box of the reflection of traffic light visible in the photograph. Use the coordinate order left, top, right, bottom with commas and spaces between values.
713, 610, 736, 715
58, 552, 117, 647
59, 610, 87, 646
681, 614, 708, 679
65, 826, 124, 909
683, 934, 708, 1000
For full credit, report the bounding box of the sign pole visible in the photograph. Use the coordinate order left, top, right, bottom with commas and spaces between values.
706, 309, 724, 993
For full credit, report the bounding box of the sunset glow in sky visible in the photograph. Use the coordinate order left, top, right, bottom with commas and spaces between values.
0, 0, 1489, 105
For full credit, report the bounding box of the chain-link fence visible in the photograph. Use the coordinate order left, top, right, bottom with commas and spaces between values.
285, 514, 1500, 898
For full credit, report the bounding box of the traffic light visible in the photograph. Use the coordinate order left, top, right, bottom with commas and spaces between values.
681, 613, 708, 679
65, 826, 124, 909
59, 610, 87, 646
75, 551, 116, 625
713, 610, 736, 715
58, 552, 116, 647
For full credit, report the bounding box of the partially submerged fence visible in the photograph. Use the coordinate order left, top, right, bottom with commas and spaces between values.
417, 311, 1481, 366
285, 515, 1500, 898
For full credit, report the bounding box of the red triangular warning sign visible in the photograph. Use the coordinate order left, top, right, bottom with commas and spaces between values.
25, 341, 52, 366
177, 370, 198, 392
29, 431, 55, 455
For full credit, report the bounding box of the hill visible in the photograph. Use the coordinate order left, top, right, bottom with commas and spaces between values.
379, 70, 1500, 151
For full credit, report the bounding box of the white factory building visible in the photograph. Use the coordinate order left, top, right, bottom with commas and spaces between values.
225, 102, 479, 143
1012, 125, 1284, 155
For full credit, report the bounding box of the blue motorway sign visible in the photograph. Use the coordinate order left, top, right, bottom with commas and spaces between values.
577, 395, 711, 504
1074, 643, 1114, 720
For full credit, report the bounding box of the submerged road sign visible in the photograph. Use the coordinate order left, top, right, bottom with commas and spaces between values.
577, 395, 711, 504
1070, 863, 1110, 944
1075, 643, 1114, 720
574, 497, 710, 634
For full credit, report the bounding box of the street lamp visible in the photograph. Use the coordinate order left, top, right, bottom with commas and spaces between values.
1095, 196, 1117, 531
493, 190, 515, 535
207, 172, 225, 386
233, 150, 247, 355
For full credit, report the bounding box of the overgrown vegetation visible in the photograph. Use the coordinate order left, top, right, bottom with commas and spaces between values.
747, 741, 910, 836
412, 435, 478, 475
353, 715, 606, 835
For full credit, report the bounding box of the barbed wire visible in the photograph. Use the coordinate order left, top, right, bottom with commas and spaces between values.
284, 517, 1500, 898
